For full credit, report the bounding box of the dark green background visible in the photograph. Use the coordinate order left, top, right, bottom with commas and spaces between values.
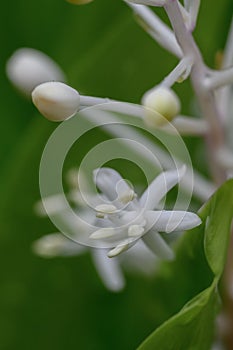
0, 1, 232, 349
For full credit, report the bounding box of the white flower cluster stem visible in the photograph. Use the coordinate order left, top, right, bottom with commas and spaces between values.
223, 18, 233, 69
163, 0, 226, 184
159, 56, 193, 87
183, 0, 200, 31
125, 1, 182, 57
217, 19, 233, 127
124, 0, 233, 182
205, 68, 233, 91
217, 17, 233, 123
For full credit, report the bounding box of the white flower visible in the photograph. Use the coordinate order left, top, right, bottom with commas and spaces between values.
6, 48, 65, 96
90, 166, 201, 258
32, 232, 86, 258
33, 166, 201, 290
32, 82, 80, 121
33, 168, 158, 292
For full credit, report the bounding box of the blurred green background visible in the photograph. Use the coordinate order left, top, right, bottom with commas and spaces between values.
0, 0, 232, 349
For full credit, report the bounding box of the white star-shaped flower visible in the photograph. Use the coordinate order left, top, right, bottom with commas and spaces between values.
89, 166, 201, 258
33, 168, 158, 292
33, 166, 201, 290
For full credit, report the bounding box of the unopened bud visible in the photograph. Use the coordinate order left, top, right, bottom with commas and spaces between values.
32, 82, 80, 122
6, 48, 65, 96
142, 87, 180, 127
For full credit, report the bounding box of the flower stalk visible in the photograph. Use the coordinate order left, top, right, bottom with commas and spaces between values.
164, 0, 226, 184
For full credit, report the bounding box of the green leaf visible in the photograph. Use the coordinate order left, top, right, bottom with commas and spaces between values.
138, 282, 219, 350
202, 180, 233, 277
137, 180, 233, 350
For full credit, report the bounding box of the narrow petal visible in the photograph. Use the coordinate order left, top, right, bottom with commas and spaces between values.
142, 230, 174, 260
32, 233, 86, 258
145, 210, 202, 233
91, 249, 125, 292
93, 167, 132, 203
140, 165, 186, 210
120, 240, 158, 276
34, 194, 68, 217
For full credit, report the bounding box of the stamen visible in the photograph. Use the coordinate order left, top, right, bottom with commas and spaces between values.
118, 189, 137, 204
95, 204, 118, 218
107, 239, 134, 258
90, 228, 116, 239
128, 225, 145, 237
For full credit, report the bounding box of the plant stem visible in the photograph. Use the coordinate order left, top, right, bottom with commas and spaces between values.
205, 67, 233, 90
125, 1, 182, 57
164, 0, 226, 185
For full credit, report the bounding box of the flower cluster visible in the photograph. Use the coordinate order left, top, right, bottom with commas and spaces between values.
5, 0, 233, 298
5, 0, 233, 348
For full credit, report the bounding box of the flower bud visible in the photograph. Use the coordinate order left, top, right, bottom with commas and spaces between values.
6, 48, 65, 97
142, 86, 180, 127
32, 82, 80, 122
66, 0, 94, 4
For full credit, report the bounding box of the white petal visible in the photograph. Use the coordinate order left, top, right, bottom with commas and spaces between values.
142, 230, 174, 260
32, 233, 86, 258
118, 210, 145, 226
93, 167, 133, 203
91, 249, 125, 292
53, 210, 96, 245
145, 210, 202, 233
34, 194, 68, 217
140, 166, 186, 210
120, 240, 158, 276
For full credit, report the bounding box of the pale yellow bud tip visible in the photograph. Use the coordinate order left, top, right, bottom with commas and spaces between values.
66, 0, 94, 5
142, 87, 180, 127
32, 82, 80, 122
